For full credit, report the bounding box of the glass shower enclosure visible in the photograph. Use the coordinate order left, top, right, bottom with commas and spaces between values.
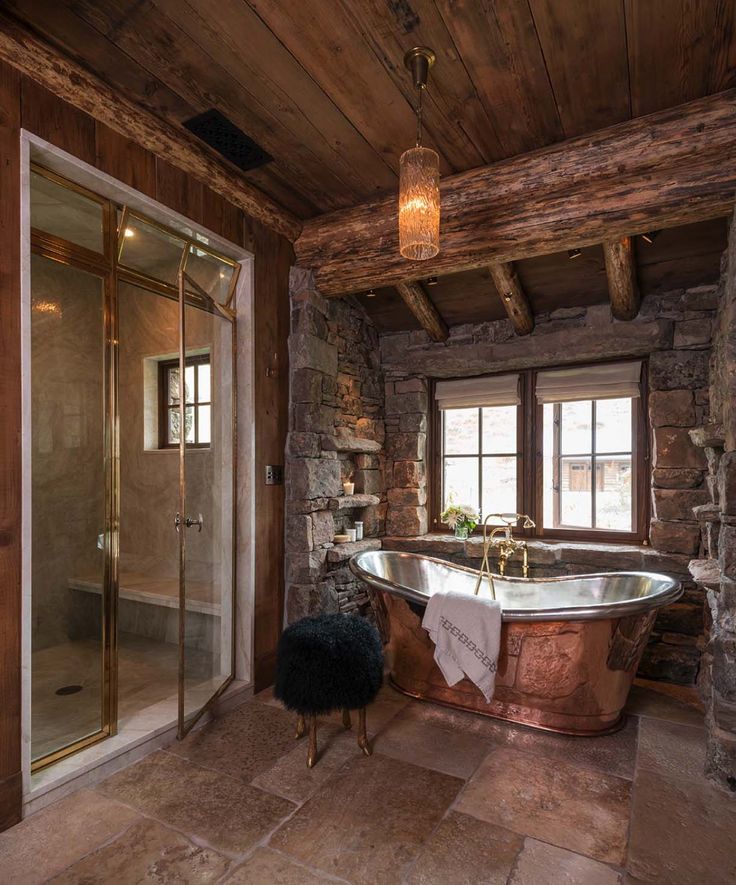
29, 165, 238, 771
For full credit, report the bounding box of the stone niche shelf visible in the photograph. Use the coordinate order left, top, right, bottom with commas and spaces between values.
688, 557, 722, 591
329, 493, 381, 511
320, 433, 382, 454
327, 538, 381, 564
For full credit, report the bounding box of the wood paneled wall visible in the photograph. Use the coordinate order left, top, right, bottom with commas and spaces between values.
0, 61, 291, 829
244, 219, 292, 687
0, 60, 23, 834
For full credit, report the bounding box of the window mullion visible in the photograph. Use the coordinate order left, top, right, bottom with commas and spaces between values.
591, 399, 597, 529
477, 407, 482, 521
553, 402, 561, 528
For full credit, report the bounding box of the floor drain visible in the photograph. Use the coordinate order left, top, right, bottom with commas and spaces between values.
55, 685, 83, 696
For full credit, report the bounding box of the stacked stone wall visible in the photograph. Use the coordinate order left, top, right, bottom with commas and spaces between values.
689, 218, 736, 790
284, 269, 385, 623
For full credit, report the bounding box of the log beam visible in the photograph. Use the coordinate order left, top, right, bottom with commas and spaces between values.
603, 237, 640, 320
487, 262, 534, 335
296, 90, 736, 295
0, 13, 302, 242
395, 281, 449, 342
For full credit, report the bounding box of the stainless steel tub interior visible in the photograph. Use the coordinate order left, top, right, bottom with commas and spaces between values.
349, 549, 682, 621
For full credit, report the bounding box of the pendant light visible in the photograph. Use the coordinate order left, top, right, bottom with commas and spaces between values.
399, 47, 440, 261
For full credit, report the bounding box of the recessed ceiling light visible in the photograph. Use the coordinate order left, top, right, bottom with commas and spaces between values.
366, 289, 376, 298
124, 227, 135, 238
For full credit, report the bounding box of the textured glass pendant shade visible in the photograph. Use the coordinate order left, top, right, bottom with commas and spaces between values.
399, 145, 440, 260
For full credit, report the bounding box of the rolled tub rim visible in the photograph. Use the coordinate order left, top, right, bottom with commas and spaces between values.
349, 549, 682, 622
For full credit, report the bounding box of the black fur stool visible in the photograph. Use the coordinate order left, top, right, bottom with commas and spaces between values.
274, 614, 383, 768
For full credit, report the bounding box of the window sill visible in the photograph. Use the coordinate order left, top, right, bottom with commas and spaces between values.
381, 534, 690, 576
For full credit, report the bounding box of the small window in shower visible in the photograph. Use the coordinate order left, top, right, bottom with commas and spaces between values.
159, 353, 212, 448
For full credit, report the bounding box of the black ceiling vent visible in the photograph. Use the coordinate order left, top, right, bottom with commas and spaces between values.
183, 109, 273, 172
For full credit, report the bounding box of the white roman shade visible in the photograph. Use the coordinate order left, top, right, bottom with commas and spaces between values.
535, 361, 641, 404
435, 374, 520, 410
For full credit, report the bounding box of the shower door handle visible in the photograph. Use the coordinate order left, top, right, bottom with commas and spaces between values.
174, 512, 204, 532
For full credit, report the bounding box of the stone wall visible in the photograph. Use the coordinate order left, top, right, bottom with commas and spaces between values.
284, 269, 385, 624
689, 215, 736, 790
381, 286, 719, 683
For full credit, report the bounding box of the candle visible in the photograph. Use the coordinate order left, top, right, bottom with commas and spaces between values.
342, 481, 355, 495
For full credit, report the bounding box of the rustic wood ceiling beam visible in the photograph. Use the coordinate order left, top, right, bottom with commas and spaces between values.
395, 281, 449, 342
487, 262, 534, 335
0, 13, 302, 242
296, 90, 736, 296
603, 237, 640, 320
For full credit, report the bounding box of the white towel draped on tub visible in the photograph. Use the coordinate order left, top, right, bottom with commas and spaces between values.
421, 590, 502, 702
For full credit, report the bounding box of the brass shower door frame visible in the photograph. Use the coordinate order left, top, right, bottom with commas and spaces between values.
29, 164, 239, 770
176, 269, 237, 740
29, 166, 119, 772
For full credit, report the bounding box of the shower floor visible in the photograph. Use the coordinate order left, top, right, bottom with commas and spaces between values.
31, 633, 212, 762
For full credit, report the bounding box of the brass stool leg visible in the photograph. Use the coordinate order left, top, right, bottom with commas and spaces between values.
307, 715, 318, 768
357, 707, 371, 756
295, 713, 306, 739
342, 708, 352, 730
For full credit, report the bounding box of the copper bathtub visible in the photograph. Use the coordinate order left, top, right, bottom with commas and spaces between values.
349, 550, 682, 735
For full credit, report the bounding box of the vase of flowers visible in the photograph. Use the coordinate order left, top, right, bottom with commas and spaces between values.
441, 503, 479, 540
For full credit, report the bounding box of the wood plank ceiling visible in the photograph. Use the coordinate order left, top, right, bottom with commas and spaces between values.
9, 0, 734, 328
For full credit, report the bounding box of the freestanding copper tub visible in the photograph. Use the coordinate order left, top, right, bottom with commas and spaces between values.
349, 550, 682, 735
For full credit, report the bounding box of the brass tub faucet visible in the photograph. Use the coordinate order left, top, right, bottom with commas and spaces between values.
474, 513, 536, 596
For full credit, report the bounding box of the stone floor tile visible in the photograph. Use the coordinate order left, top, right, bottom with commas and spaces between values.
406, 811, 523, 884
625, 680, 705, 727
372, 710, 491, 779
49, 818, 229, 883
399, 701, 639, 779
486, 717, 639, 781
455, 747, 631, 865
270, 753, 463, 884
0, 790, 139, 885
510, 838, 622, 884
225, 848, 348, 883
320, 682, 411, 735
97, 750, 295, 856
627, 769, 736, 884
252, 723, 362, 803
168, 699, 298, 781
634, 678, 704, 710
252, 685, 281, 706
397, 698, 505, 738
636, 717, 707, 782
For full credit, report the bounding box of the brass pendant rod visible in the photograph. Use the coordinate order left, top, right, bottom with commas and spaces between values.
416, 85, 423, 147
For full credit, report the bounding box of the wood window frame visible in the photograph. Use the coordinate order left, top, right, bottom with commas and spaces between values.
429, 358, 649, 544
158, 352, 211, 449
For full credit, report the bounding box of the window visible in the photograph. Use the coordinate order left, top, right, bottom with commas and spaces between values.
159, 353, 211, 448
543, 399, 633, 531
431, 360, 647, 542
436, 374, 521, 526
